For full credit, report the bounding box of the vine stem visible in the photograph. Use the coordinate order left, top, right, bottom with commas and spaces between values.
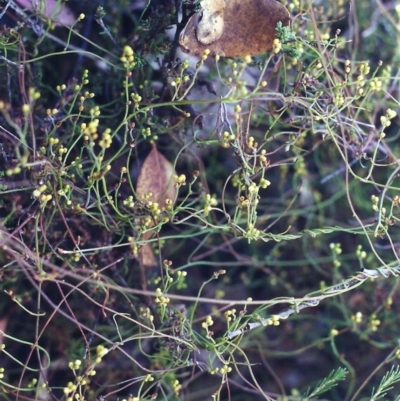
226, 265, 400, 339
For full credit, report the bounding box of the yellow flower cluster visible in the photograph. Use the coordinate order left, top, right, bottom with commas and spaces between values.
121, 45, 135, 69
201, 315, 214, 328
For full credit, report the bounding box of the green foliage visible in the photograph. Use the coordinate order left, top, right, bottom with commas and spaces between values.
0, 0, 399, 400
302, 368, 348, 400
370, 365, 400, 401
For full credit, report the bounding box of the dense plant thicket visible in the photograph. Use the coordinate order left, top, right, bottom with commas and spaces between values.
0, 0, 400, 400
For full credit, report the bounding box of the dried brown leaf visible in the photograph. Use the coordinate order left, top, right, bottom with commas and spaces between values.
196, 0, 226, 45
136, 145, 177, 267
0, 316, 8, 344
179, 0, 290, 57
136, 144, 177, 204
138, 243, 158, 269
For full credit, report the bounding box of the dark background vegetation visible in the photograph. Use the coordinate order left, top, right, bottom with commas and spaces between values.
0, 0, 400, 400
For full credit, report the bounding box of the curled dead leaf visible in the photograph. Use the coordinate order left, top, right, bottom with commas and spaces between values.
179, 0, 290, 58
136, 144, 177, 267
196, 0, 226, 45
